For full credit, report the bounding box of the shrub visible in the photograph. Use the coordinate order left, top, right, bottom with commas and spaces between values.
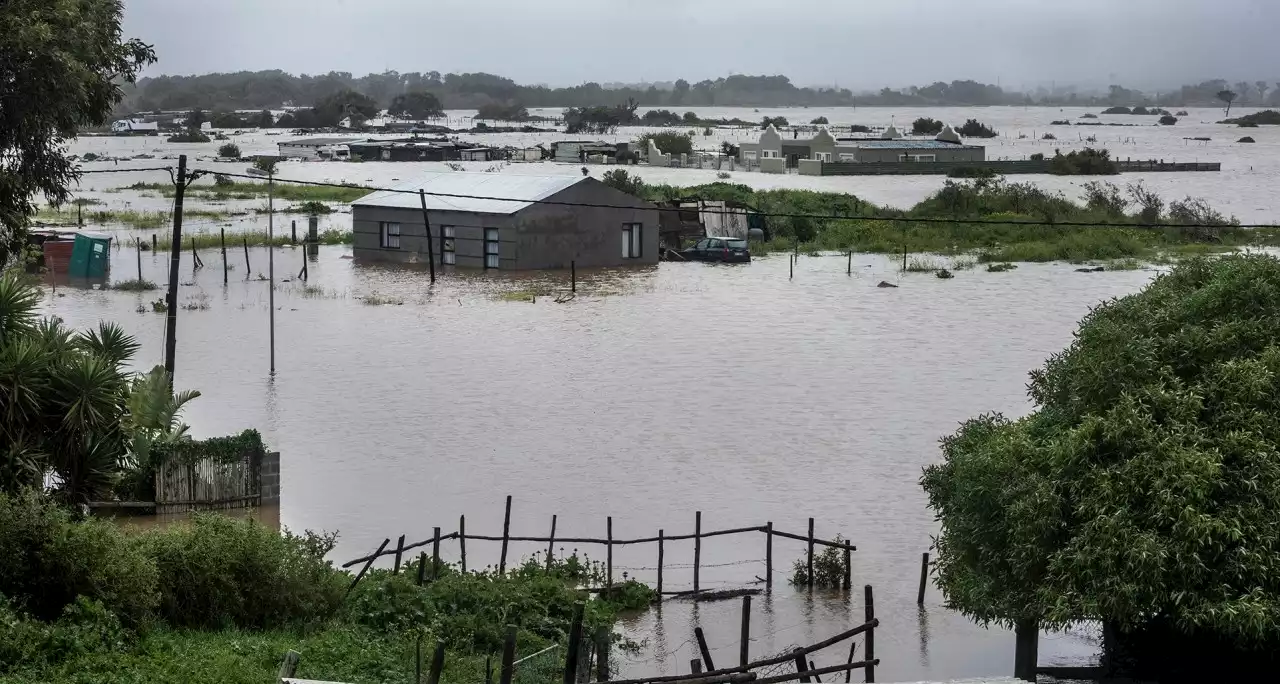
1101, 106, 1131, 114
0, 493, 159, 629
216, 143, 240, 158
809, 116, 829, 125
1130, 106, 1152, 115
789, 535, 850, 588
912, 118, 944, 135
1158, 115, 1178, 125
600, 169, 644, 196
1041, 133, 1057, 140
636, 130, 693, 156
295, 200, 332, 215
0, 596, 129, 674
213, 173, 234, 187
683, 111, 699, 123
921, 255, 1280, 677
136, 514, 344, 629
1080, 113, 1099, 119
1126, 181, 1164, 224
849, 124, 872, 133
1239, 136, 1256, 143
1050, 120, 1070, 125
1049, 147, 1118, 175
957, 119, 997, 138
1176, 110, 1189, 116
166, 131, 210, 143
82, 152, 100, 162
1030, 152, 1045, 161
761, 116, 789, 129
947, 166, 999, 179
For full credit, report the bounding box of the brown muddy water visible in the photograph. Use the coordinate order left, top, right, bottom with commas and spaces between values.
42, 244, 1153, 682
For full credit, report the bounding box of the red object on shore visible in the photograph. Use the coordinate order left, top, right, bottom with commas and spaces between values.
42, 239, 74, 274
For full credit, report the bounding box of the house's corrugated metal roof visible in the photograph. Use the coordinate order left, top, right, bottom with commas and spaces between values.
351, 173, 587, 215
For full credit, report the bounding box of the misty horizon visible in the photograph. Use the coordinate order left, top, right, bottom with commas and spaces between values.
122, 0, 1280, 93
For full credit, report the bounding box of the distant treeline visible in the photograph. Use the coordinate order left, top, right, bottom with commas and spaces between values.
114, 70, 1280, 117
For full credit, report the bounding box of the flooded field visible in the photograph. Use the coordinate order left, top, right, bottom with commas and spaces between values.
39, 240, 1156, 681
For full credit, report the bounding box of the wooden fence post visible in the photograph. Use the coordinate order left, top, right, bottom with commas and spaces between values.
416, 636, 423, 684
427, 639, 447, 684
740, 595, 752, 666
563, 602, 585, 684
606, 516, 613, 588
792, 648, 811, 684
219, 229, 227, 284
417, 551, 427, 586
843, 641, 858, 684
499, 495, 512, 575
432, 526, 442, 581
657, 528, 665, 595
807, 519, 815, 589
694, 511, 702, 593
595, 625, 610, 682
459, 515, 467, 572
843, 541, 852, 591
485, 656, 493, 684
393, 534, 406, 574
917, 552, 929, 605
278, 650, 300, 680
546, 514, 557, 571
346, 538, 389, 595
691, 660, 703, 675
243, 236, 250, 276
500, 625, 518, 684
765, 522, 773, 591
695, 627, 714, 671
864, 585, 875, 683
1013, 620, 1038, 682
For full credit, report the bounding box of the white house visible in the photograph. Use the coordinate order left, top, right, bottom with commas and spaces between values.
110, 119, 159, 134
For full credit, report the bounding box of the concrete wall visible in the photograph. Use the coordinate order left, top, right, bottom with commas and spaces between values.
854, 146, 985, 163
798, 159, 823, 175
352, 205, 516, 268
759, 157, 787, 174
512, 178, 658, 269
259, 452, 280, 504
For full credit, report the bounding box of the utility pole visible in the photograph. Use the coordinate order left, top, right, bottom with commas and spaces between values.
268, 171, 276, 375
163, 155, 187, 381
418, 190, 436, 283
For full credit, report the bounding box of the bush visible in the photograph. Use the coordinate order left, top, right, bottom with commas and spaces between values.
921, 254, 1280, 676
1239, 136, 1256, 143
912, 117, 944, 135
849, 124, 872, 133
0, 596, 129, 674
761, 116, 789, 129
0, 493, 159, 629
1049, 147, 1118, 175
1158, 115, 1178, 125
137, 515, 344, 630
1030, 152, 1045, 161
166, 131, 210, 143
957, 119, 997, 138
789, 535, 850, 589
1082, 181, 1128, 216
1041, 133, 1057, 140
636, 130, 693, 156
809, 116, 829, 125
216, 143, 240, 158
1101, 106, 1131, 114
1080, 113, 1099, 119
600, 169, 644, 196
213, 173, 233, 187
947, 166, 999, 179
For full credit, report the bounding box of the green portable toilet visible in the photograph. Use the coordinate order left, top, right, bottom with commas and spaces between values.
68, 232, 112, 278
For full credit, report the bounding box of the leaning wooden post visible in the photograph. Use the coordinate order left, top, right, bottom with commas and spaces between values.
432, 526, 442, 581
606, 516, 614, 589
694, 511, 702, 593
694, 627, 714, 671
346, 538, 390, 595
842, 540, 852, 591
847, 251, 852, 275
426, 639, 447, 684
765, 522, 773, 591
393, 534, 406, 573
563, 602, 585, 684
278, 650, 301, 680
917, 552, 929, 605
792, 648, 812, 684
151, 233, 157, 252
546, 514, 557, 571
806, 518, 815, 589
864, 585, 876, 683
739, 595, 752, 667
690, 660, 703, 675
1013, 620, 1038, 682
594, 625, 610, 682
499, 495, 512, 575
459, 515, 467, 572
499, 625, 518, 684
657, 528, 665, 595
219, 229, 227, 284
243, 236, 250, 277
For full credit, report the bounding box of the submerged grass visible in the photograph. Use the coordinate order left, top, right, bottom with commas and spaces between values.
905, 256, 945, 272
123, 181, 368, 203
361, 293, 404, 306
110, 278, 157, 291
155, 229, 352, 250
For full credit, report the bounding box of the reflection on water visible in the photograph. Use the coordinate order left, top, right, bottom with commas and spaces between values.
41, 245, 1152, 682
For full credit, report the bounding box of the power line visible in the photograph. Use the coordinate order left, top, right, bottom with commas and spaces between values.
194, 167, 1280, 230
78, 166, 173, 174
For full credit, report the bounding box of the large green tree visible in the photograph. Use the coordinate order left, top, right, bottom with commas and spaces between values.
388, 90, 444, 120
922, 255, 1280, 672
0, 0, 154, 266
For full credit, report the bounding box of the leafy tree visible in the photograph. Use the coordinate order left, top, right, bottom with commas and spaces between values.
0, 0, 154, 266
683, 111, 700, 124
761, 116, 789, 129
1217, 89, 1238, 117
641, 109, 682, 126
254, 110, 275, 128
636, 131, 693, 156
1158, 114, 1178, 125
313, 89, 379, 127
809, 116, 829, 125
912, 118, 944, 135
600, 169, 644, 196
184, 108, 206, 131
217, 143, 241, 158
1048, 147, 1117, 175
957, 119, 997, 138
922, 254, 1280, 678
475, 103, 529, 121
388, 90, 443, 120
1256, 81, 1270, 104
253, 157, 280, 176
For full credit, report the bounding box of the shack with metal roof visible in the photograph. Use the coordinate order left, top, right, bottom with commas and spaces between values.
350, 172, 658, 269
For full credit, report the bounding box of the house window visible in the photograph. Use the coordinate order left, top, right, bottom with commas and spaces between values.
761, 150, 780, 159
380, 222, 401, 249
622, 223, 643, 259
744, 150, 758, 160
484, 228, 499, 269
814, 152, 832, 162
442, 226, 456, 265
838, 153, 857, 162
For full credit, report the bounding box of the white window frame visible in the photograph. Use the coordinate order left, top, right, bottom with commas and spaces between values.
622, 223, 643, 259
442, 226, 456, 265
484, 227, 499, 269
380, 222, 401, 249
838, 153, 857, 162
814, 152, 832, 162
744, 150, 758, 160
760, 149, 781, 159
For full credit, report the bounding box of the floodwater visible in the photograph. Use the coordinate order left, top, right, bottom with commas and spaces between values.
40, 238, 1156, 682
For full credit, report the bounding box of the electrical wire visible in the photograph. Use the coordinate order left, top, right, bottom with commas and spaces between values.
77, 166, 173, 174
193, 167, 1280, 230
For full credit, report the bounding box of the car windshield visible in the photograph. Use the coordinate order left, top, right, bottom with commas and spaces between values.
727, 239, 748, 249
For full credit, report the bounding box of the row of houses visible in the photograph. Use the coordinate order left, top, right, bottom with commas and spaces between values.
736, 124, 986, 171
276, 137, 505, 162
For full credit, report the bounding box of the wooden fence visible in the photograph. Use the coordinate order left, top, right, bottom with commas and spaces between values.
344, 496, 858, 597
818, 159, 1221, 176
153, 451, 276, 514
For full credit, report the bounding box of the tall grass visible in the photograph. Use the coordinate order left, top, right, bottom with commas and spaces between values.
905, 256, 945, 272
155, 229, 352, 250
124, 181, 368, 203
35, 208, 233, 229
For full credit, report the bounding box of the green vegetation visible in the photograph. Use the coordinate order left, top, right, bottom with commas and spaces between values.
217, 143, 241, 158
1217, 88, 1237, 116
957, 119, 997, 138
1048, 147, 1117, 175
361, 293, 405, 306
167, 130, 210, 143
155, 229, 352, 251
34, 207, 230, 229
388, 90, 444, 120
564, 100, 639, 134
110, 278, 157, 291
905, 256, 945, 272
1101, 106, 1131, 114
1239, 136, 1256, 143
636, 130, 693, 156
601, 169, 645, 196
476, 102, 531, 121
809, 116, 829, 125
1, 0, 154, 264
921, 254, 1280, 680
761, 116, 789, 129
1222, 109, 1280, 125
789, 535, 850, 589
985, 262, 1017, 272
912, 117, 944, 135
210, 109, 274, 129
640, 109, 682, 126
124, 180, 368, 203
947, 167, 999, 179
277, 89, 380, 128
1158, 114, 1178, 125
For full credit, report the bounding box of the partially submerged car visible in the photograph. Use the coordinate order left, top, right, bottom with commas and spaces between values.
677, 236, 751, 263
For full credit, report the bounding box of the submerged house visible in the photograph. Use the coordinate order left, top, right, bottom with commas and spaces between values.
277, 137, 364, 160
350, 173, 658, 269
739, 124, 984, 171
346, 138, 499, 162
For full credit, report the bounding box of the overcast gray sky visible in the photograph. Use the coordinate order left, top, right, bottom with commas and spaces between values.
122, 0, 1278, 90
